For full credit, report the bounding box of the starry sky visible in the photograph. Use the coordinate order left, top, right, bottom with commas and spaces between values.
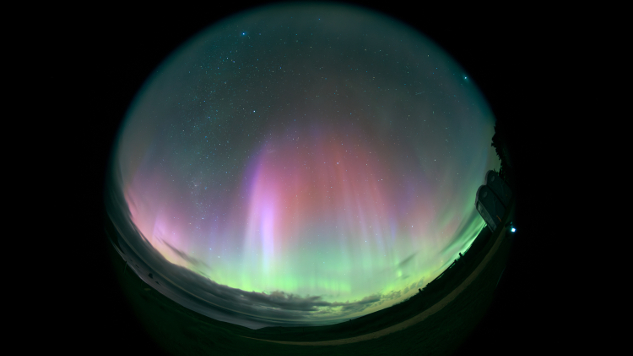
107, 3, 500, 328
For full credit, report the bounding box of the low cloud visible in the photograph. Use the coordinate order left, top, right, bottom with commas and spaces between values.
161, 239, 210, 270
107, 176, 410, 328
382, 290, 402, 301
112, 212, 386, 325
397, 252, 417, 268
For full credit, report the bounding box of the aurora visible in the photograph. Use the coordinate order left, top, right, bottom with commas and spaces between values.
106, 3, 500, 329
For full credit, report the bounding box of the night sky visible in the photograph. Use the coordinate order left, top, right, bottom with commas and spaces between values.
106, 3, 501, 328
44, 1, 556, 355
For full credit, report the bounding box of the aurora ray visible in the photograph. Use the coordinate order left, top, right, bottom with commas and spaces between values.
107, 3, 500, 328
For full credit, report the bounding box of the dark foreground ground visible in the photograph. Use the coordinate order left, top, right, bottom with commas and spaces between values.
94, 199, 518, 356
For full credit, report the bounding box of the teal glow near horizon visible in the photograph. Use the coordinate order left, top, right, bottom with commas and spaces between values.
111, 3, 499, 325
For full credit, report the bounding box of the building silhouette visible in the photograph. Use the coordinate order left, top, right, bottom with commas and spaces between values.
475, 170, 513, 232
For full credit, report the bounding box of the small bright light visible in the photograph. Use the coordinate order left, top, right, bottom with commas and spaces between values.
511, 227, 516, 233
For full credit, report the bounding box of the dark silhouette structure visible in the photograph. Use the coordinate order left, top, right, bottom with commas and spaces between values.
475, 170, 513, 232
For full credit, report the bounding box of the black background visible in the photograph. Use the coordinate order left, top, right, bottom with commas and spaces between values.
51, 1, 547, 354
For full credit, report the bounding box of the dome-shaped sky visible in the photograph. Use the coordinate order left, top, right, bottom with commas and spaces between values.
107, 3, 499, 329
